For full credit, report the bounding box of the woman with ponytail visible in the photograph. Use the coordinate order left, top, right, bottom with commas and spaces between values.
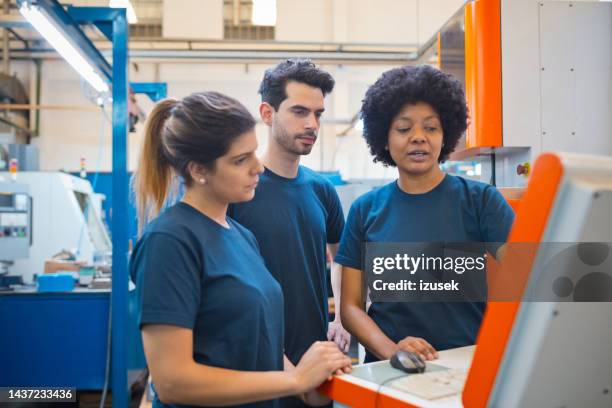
130, 91, 351, 408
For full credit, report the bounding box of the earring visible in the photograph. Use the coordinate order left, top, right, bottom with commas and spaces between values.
199, 178, 206, 185
384, 146, 389, 151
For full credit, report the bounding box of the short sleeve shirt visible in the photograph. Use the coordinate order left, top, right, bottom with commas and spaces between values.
130, 202, 284, 408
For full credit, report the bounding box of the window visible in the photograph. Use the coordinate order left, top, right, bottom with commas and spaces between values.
223, 0, 276, 40
129, 0, 162, 38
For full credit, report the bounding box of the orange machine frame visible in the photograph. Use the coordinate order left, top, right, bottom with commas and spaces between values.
319, 153, 565, 407
506, 199, 520, 213
462, 153, 563, 407
464, 0, 503, 149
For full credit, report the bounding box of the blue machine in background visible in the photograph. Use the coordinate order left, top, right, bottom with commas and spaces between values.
0, 288, 146, 388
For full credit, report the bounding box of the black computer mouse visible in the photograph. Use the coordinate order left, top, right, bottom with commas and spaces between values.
390, 350, 426, 373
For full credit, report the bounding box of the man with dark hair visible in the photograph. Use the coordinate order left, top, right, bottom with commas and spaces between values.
258, 59, 335, 111
229, 59, 350, 407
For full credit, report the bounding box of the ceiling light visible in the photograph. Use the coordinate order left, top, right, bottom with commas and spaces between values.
19, 3, 109, 93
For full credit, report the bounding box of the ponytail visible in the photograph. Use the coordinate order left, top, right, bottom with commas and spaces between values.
133, 91, 256, 234
133, 98, 178, 234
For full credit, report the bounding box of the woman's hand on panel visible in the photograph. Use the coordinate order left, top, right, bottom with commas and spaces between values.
397, 336, 439, 361
291, 341, 352, 394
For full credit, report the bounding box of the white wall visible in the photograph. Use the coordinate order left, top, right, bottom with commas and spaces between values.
67, 0, 469, 46
276, 0, 334, 42
346, 0, 418, 44
276, 0, 466, 45
33, 59, 112, 172
162, 0, 223, 39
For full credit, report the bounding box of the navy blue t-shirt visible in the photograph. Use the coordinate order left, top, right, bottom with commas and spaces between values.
130, 202, 284, 408
229, 166, 345, 365
335, 175, 515, 362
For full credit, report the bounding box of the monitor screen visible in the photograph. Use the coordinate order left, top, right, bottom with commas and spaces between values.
0, 193, 13, 208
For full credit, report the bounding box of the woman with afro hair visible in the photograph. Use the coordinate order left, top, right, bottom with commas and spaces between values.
334, 65, 515, 363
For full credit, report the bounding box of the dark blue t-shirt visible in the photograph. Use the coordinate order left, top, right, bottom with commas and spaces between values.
335, 175, 515, 362
130, 202, 284, 408
228, 166, 345, 365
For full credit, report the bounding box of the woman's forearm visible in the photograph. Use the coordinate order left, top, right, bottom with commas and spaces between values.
283, 354, 331, 407
341, 302, 398, 361
157, 363, 299, 406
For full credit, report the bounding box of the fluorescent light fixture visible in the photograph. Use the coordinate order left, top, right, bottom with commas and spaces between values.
252, 0, 276, 26
19, 3, 109, 93
109, 0, 138, 24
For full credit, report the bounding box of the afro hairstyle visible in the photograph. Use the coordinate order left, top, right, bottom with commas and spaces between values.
360, 64, 467, 166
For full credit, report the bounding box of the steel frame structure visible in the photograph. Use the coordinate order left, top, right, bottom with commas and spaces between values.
16, 1, 166, 406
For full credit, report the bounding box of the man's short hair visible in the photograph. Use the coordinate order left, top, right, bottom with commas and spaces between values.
259, 59, 335, 110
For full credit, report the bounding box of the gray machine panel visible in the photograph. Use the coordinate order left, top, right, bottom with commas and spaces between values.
490, 170, 612, 407
0, 181, 31, 262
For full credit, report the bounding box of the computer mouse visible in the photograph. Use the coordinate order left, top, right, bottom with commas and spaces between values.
390, 350, 426, 374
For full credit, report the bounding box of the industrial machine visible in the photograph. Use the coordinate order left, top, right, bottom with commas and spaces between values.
474, 152, 612, 408
0, 172, 111, 284
0, 173, 147, 392
0, 180, 31, 290
434, 0, 612, 188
